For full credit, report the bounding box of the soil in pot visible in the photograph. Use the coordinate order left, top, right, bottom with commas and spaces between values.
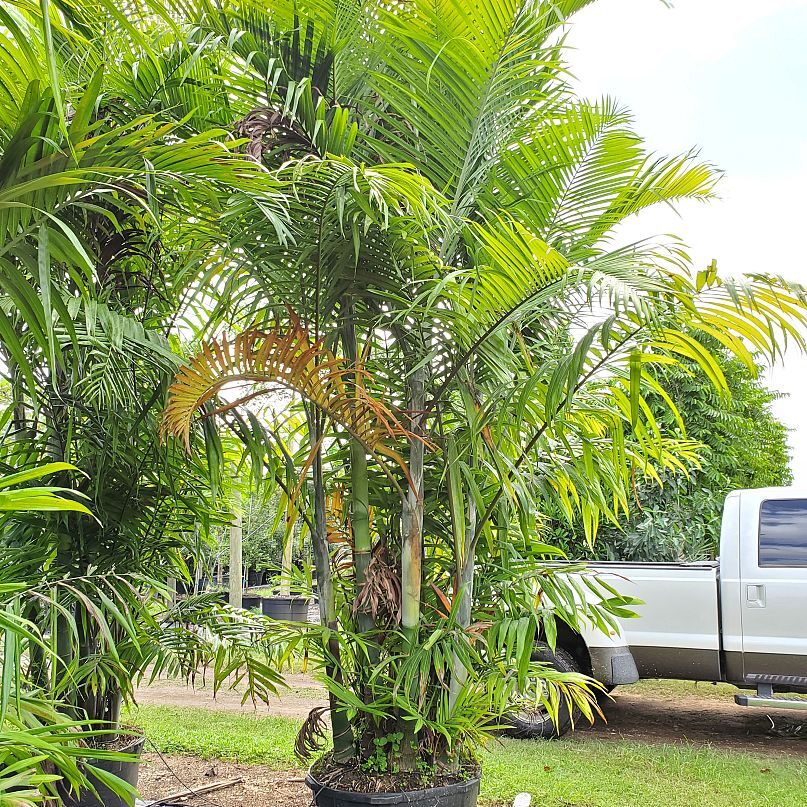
261, 594, 310, 621
60, 733, 144, 807
306, 755, 480, 807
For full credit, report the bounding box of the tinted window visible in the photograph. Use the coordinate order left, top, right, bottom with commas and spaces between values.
759, 499, 807, 567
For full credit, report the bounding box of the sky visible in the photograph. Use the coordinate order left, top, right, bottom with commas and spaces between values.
565, 0, 807, 485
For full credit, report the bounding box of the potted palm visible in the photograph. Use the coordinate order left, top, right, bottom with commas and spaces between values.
0, 9, 291, 804
158, 2, 807, 805
0, 468, 208, 807
250, 561, 314, 621
0, 466, 118, 806
241, 484, 315, 618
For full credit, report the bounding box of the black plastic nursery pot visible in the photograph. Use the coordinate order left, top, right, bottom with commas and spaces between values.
260, 594, 310, 621
60, 735, 144, 807
241, 592, 262, 610
305, 772, 481, 807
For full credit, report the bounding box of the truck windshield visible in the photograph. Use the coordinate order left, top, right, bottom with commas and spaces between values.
759, 499, 807, 567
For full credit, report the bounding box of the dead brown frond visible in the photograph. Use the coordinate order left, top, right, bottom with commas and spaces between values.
161, 316, 427, 476
353, 545, 401, 626
234, 108, 313, 161
295, 706, 331, 761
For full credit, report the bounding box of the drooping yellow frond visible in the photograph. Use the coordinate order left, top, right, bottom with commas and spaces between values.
162, 320, 417, 472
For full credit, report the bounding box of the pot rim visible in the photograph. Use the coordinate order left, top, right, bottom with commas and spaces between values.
80, 730, 145, 758
304, 769, 481, 803
258, 594, 311, 602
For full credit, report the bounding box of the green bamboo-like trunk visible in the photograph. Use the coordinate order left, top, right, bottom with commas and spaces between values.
349, 439, 372, 633
279, 527, 294, 596
399, 365, 425, 770
307, 406, 355, 762
341, 300, 374, 635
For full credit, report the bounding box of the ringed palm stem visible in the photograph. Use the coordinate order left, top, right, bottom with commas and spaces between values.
307, 404, 355, 762
398, 363, 425, 771
341, 298, 373, 636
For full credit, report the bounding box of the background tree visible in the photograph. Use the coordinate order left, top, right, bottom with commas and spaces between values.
570, 338, 792, 561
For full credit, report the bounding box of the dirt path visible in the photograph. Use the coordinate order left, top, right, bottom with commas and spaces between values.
135, 673, 325, 720
591, 686, 807, 756
138, 754, 310, 807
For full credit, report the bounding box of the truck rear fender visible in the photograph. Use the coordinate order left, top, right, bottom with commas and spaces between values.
545, 620, 639, 687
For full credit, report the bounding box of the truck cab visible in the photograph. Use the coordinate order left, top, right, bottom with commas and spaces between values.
721, 488, 807, 698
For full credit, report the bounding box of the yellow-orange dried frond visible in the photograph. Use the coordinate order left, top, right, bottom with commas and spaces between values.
161, 320, 419, 473
325, 488, 378, 545
326, 488, 351, 546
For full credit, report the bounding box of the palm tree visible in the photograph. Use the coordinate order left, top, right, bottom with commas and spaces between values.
0, 5, 291, 803
3, 0, 807, 801
146, 0, 807, 792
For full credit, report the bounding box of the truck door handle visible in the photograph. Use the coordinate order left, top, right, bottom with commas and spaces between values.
746, 584, 766, 608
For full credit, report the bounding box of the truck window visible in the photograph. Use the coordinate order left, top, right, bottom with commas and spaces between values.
759, 499, 807, 567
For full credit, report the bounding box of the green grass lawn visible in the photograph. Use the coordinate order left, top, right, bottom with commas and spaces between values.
126, 704, 807, 807
481, 738, 807, 807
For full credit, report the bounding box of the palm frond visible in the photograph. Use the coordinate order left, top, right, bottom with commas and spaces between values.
483, 98, 720, 259
162, 319, 418, 470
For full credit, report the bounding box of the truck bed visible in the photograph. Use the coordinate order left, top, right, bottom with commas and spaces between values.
590, 561, 722, 681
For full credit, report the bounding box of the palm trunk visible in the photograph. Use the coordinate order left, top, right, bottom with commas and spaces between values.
341, 298, 373, 635
229, 498, 243, 608
401, 365, 425, 636
307, 405, 355, 762
449, 496, 476, 711
279, 530, 294, 596
399, 365, 425, 770
54, 547, 75, 709
349, 439, 372, 633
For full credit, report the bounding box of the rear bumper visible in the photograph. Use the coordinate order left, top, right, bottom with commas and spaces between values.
590, 645, 639, 686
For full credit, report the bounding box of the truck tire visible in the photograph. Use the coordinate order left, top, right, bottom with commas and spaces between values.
504, 645, 581, 739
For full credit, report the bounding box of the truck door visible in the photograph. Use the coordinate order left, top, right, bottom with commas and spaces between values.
739, 491, 807, 684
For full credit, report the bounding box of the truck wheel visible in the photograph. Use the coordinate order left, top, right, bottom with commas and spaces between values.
504, 645, 581, 739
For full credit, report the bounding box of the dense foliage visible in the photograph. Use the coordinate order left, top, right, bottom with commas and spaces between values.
653, 345, 791, 492
0, 3, 286, 801
553, 341, 793, 561
0, 0, 806, 802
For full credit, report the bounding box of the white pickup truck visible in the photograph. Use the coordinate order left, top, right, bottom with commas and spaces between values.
514, 487, 807, 738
